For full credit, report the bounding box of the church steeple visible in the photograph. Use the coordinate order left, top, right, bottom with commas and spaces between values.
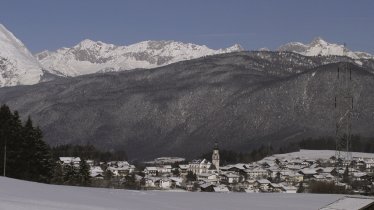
214, 141, 219, 150
212, 141, 220, 172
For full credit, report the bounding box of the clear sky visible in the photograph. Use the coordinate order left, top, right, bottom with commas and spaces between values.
0, 0, 373, 53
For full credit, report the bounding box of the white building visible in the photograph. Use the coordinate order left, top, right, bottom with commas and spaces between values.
189, 159, 212, 175
59, 157, 81, 167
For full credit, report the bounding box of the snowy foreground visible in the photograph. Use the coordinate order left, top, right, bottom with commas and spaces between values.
0, 177, 341, 210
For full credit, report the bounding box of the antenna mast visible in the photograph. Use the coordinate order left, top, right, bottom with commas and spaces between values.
335, 43, 353, 168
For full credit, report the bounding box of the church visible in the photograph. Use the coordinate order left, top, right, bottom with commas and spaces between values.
188, 142, 220, 175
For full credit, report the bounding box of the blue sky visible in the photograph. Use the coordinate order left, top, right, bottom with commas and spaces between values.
0, 0, 373, 53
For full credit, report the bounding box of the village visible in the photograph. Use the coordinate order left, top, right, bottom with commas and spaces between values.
57, 144, 374, 194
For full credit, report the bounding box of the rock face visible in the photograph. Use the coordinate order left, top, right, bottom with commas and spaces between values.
0, 24, 44, 87
36, 40, 244, 77
0, 51, 373, 160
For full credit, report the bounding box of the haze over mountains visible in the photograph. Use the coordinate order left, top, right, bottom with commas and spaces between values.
1, 23, 374, 159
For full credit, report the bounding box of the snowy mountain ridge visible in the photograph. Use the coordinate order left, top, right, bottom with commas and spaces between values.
36, 39, 244, 77
1, 22, 374, 87
278, 37, 374, 60
0, 24, 43, 87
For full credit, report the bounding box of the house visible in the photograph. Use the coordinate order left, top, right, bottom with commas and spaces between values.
213, 185, 230, 193
352, 172, 369, 181
299, 169, 317, 180
178, 164, 189, 175
142, 177, 159, 188
268, 183, 284, 192
189, 159, 212, 175
221, 164, 247, 173
242, 179, 256, 190
155, 178, 172, 189
200, 183, 215, 192
197, 173, 219, 184
316, 167, 337, 176
245, 168, 268, 179
90, 166, 104, 179
280, 184, 297, 193
169, 177, 183, 188
220, 172, 240, 184
158, 165, 172, 174
364, 159, 374, 170
146, 157, 185, 165
254, 179, 271, 192
59, 157, 81, 167
280, 171, 303, 183
86, 160, 94, 167
144, 167, 158, 176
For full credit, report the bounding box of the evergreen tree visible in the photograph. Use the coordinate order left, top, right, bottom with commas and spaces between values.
0, 105, 53, 183
64, 162, 78, 185
186, 171, 197, 182
343, 165, 350, 184
78, 159, 91, 186
51, 163, 64, 184
297, 182, 305, 193
104, 168, 114, 180
0, 106, 24, 179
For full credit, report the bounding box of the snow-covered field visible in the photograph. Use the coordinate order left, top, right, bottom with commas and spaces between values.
0, 177, 341, 210
268, 149, 374, 160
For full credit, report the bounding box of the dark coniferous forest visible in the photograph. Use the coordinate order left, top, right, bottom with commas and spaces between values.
0, 104, 128, 184
0, 104, 53, 183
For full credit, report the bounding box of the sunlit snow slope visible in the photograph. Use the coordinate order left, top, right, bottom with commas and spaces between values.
0, 177, 341, 210
0, 24, 43, 87
36, 40, 244, 77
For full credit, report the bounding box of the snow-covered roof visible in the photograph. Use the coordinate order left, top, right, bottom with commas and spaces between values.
256, 179, 271, 184
269, 183, 282, 188
223, 173, 240, 178
213, 185, 229, 193
300, 169, 317, 175
317, 167, 335, 173
145, 167, 158, 171
200, 183, 214, 189
179, 164, 189, 169
353, 172, 367, 178
59, 157, 81, 164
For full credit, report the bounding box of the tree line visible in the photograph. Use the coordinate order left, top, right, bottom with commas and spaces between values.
51, 144, 128, 163
0, 104, 52, 183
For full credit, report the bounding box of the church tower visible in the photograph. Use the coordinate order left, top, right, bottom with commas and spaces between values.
212, 141, 220, 172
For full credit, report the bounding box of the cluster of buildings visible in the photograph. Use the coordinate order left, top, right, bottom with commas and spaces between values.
58, 146, 374, 194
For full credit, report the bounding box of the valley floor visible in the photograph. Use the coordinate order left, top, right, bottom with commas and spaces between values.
0, 177, 341, 210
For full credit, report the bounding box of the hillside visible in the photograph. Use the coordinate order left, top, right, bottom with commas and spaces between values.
0, 177, 341, 210
0, 52, 374, 159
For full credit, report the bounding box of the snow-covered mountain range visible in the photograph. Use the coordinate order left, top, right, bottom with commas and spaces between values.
35, 40, 244, 77
1, 23, 374, 87
278, 37, 374, 60
0, 24, 44, 87
0, 24, 244, 86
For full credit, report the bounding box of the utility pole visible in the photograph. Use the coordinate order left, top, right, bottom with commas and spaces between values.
3, 140, 6, 177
